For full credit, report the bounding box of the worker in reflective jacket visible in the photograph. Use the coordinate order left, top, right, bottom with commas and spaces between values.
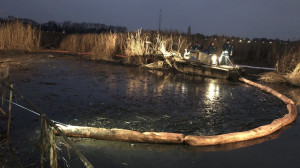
219, 40, 233, 65
207, 42, 217, 65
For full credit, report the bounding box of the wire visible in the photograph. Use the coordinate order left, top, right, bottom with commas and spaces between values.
3, 98, 68, 126
0, 80, 94, 168
227, 57, 243, 78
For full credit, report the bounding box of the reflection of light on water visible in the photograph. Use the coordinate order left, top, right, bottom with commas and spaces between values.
181, 84, 187, 94
174, 83, 187, 95
203, 80, 220, 135
207, 80, 219, 100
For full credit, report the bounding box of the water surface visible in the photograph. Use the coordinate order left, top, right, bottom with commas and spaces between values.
3, 53, 294, 167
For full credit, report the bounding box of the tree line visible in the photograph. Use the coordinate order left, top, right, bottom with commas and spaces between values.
0, 16, 127, 34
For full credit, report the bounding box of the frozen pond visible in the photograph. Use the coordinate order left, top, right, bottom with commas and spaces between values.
2, 53, 298, 167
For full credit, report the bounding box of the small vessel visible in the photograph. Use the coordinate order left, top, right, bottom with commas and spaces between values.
143, 49, 241, 80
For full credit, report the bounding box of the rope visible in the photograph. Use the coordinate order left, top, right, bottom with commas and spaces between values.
0, 80, 94, 168
3, 98, 68, 126
227, 57, 243, 79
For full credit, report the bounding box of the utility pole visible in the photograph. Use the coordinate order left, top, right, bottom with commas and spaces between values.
158, 8, 162, 32
188, 26, 191, 35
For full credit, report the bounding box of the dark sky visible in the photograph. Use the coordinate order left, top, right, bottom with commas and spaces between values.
1, 0, 300, 40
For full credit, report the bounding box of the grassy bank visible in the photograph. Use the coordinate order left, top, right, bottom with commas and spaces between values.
0, 21, 41, 51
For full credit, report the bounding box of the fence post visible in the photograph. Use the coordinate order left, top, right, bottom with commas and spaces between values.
7, 84, 13, 138
0, 106, 6, 115
2, 91, 4, 106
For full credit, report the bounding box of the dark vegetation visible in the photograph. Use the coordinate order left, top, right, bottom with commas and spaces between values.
0, 16, 127, 34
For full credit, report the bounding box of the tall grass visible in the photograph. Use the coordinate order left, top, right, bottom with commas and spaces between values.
59, 30, 191, 65
260, 62, 300, 86
286, 62, 300, 86
92, 33, 118, 61
0, 21, 41, 51
0, 21, 298, 72
58, 29, 300, 71
275, 43, 300, 74
125, 29, 151, 56
60, 34, 97, 53
259, 41, 300, 86
60, 32, 119, 60
259, 44, 300, 86
0, 21, 298, 84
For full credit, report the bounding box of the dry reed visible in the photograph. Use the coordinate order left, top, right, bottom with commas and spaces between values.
275, 44, 300, 74
40, 118, 58, 168
124, 29, 151, 56
60, 34, 97, 53
91, 32, 118, 61
286, 62, 300, 86
0, 21, 40, 51
260, 62, 300, 86
1, 21, 297, 71
59, 30, 190, 59
58, 29, 300, 72
259, 72, 288, 84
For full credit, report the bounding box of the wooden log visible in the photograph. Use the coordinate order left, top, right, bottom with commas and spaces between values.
56, 78, 297, 146
56, 124, 184, 144
86, 125, 285, 153
239, 77, 294, 104
142, 132, 184, 143
184, 104, 297, 146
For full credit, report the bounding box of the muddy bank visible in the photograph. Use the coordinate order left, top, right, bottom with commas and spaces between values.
0, 52, 298, 167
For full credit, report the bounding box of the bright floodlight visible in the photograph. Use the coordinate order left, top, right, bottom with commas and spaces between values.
211, 54, 218, 65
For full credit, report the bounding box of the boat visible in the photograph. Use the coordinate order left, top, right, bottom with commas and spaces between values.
142, 50, 242, 80
173, 59, 241, 79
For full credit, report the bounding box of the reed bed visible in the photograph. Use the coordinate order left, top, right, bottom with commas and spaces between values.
125, 29, 151, 56
286, 62, 300, 86
259, 43, 300, 86
59, 30, 299, 67
59, 30, 190, 63
60, 34, 97, 53
275, 44, 300, 73
1, 21, 299, 72
259, 72, 288, 84
0, 21, 40, 51
91, 33, 118, 61
260, 62, 300, 86
56, 28, 300, 77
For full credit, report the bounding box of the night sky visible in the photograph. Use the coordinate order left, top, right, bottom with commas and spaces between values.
1, 0, 300, 40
